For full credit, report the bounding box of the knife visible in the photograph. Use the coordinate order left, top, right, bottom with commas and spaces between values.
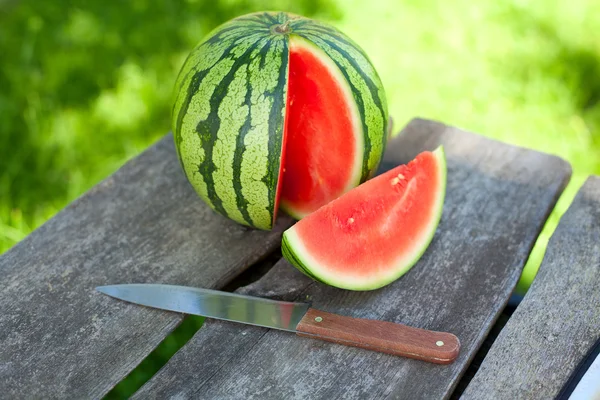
96, 283, 460, 364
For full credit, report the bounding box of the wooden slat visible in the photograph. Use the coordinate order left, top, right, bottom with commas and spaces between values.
0, 136, 292, 399
133, 118, 571, 400
461, 176, 600, 400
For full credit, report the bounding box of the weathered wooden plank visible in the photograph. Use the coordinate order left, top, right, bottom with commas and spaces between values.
0, 135, 292, 399
133, 118, 571, 400
461, 176, 600, 400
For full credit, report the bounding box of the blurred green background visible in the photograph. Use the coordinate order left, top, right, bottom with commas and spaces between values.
1, 0, 599, 396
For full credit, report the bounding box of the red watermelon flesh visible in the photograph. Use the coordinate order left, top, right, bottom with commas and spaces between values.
281, 147, 446, 291
277, 36, 363, 220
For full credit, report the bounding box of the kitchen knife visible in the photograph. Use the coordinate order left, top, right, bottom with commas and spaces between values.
96, 283, 460, 364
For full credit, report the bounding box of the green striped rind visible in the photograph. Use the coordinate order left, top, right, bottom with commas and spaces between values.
290, 20, 389, 181
172, 12, 290, 230
281, 233, 322, 282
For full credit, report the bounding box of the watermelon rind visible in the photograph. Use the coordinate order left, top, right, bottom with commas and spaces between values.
281, 146, 447, 291
172, 12, 290, 231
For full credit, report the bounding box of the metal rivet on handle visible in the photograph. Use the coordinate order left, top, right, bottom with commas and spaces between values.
436, 341, 444, 347
315, 317, 323, 322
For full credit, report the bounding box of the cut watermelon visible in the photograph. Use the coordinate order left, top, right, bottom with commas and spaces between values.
282, 146, 446, 291
279, 35, 363, 220
173, 12, 388, 230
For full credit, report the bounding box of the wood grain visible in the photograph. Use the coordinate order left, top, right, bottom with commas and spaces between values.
133, 118, 571, 400
461, 176, 600, 400
296, 308, 460, 364
0, 135, 292, 399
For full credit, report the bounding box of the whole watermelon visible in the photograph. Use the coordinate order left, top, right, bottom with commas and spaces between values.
172, 11, 389, 230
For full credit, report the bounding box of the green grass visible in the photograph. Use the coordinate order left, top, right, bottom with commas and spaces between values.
1, 0, 599, 396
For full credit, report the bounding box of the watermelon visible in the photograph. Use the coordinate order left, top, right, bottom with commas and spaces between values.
281, 147, 447, 291
172, 11, 388, 229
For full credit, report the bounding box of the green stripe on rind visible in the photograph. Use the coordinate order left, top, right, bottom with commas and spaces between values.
172, 24, 268, 119
281, 230, 325, 283
291, 21, 389, 182
263, 37, 289, 226
173, 30, 266, 150
196, 39, 263, 221
172, 13, 289, 230
281, 233, 322, 282
281, 146, 447, 291
230, 48, 259, 227
239, 36, 288, 229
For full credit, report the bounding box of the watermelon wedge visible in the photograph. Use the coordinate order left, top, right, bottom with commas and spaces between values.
282, 146, 446, 291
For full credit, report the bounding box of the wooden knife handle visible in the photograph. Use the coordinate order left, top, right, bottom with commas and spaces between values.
296, 308, 460, 364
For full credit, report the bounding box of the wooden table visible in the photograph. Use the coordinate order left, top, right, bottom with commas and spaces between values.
1, 118, 597, 399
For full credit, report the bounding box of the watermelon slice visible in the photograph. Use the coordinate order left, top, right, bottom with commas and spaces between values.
282, 146, 446, 291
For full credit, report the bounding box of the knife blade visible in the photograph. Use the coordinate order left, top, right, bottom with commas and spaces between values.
96, 283, 460, 364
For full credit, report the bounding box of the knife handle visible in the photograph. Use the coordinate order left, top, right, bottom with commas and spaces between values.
296, 308, 460, 364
